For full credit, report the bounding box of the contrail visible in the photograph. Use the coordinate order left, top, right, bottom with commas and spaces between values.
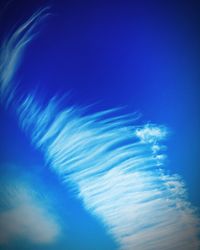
0, 8, 199, 250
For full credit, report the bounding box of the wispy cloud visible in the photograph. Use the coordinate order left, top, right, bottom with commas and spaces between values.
0, 8, 199, 250
0, 178, 60, 245
18, 95, 199, 250
0, 7, 49, 105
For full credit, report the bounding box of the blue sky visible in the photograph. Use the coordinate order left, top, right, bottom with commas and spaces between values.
5, 0, 198, 206
0, 1, 200, 249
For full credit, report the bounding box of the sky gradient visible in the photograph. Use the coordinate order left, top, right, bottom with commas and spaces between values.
0, 1, 199, 249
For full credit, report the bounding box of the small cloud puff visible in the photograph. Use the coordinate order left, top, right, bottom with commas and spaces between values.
0, 181, 60, 245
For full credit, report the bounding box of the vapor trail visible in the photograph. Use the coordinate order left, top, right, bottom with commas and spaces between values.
0, 9, 199, 249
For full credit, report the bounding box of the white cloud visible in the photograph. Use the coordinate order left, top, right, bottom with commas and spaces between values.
0, 182, 60, 245
18, 93, 199, 249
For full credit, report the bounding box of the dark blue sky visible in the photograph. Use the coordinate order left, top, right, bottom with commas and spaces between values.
0, 0, 200, 248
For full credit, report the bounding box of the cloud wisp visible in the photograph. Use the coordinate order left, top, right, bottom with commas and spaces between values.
0, 8, 199, 250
